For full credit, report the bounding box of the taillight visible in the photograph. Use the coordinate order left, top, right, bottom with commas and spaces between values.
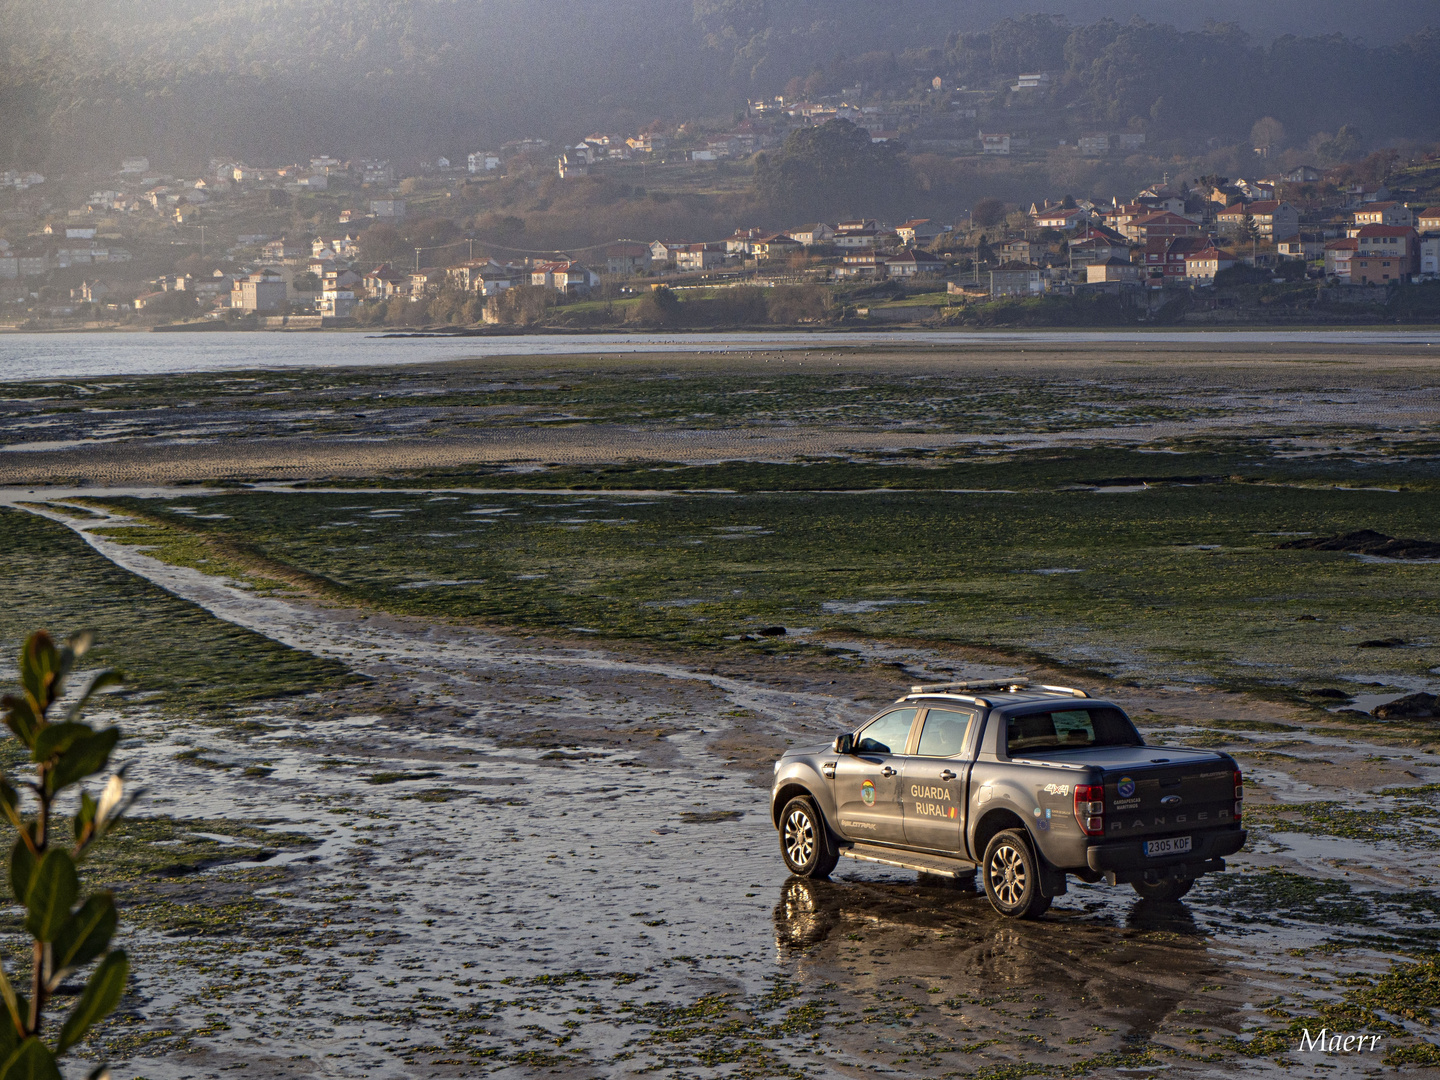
1234, 768, 1244, 821
1074, 784, 1105, 836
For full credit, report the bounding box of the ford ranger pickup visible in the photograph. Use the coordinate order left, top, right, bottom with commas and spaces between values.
770, 679, 1246, 918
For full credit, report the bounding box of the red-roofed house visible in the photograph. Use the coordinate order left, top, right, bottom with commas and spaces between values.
1354, 225, 1419, 276
1032, 205, 1089, 230
1125, 211, 1202, 243
1144, 235, 1210, 284
1414, 208, 1440, 232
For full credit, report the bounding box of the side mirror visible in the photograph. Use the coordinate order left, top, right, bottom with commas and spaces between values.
832, 733, 855, 755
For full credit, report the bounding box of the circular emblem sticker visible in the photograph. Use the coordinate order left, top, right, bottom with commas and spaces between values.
1117, 777, 1135, 798
860, 780, 876, 806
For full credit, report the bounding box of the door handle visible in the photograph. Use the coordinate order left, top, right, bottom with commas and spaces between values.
882, 766, 898, 777
940, 770, 957, 781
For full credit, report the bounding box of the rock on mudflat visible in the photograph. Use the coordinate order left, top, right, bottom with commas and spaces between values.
1279, 530, 1440, 559
1371, 692, 1439, 719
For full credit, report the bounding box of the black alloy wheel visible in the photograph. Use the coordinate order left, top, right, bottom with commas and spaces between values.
779, 796, 838, 878
982, 829, 1052, 919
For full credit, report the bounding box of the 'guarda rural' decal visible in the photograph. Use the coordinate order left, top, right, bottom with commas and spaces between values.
861, 780, 876, 806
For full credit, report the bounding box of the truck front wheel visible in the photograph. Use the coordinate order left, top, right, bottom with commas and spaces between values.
779, 796, 839, 879
982, 830, 1052, 919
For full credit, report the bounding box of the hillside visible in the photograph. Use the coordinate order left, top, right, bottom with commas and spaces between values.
1, 0, 1438, 171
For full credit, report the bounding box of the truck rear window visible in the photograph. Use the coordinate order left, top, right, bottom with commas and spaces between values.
1006, 708, 1141, 754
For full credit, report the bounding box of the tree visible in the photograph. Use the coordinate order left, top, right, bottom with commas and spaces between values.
291, 271, 320, 292
0, 630, 136, 1076
752, 119, 910, 220
358, 224, 408, 266
1251, 116, 1286, 155
971, 198, 1006, 227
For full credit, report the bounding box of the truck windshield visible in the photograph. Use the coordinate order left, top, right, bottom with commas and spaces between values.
1006, 707, 1142, 754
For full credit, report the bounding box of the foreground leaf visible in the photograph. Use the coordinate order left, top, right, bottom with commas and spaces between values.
0, 1038, 60, 1080
7, 841, 34, 908
47, 729, 120, 795
50, 894, 117, 983
58, 951, 127, 1053
24, 850, 78, 942
63, 670, 122, 726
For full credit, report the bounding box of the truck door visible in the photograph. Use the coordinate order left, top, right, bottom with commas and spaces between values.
902, 708, 976, 853
833, 708, 916, 845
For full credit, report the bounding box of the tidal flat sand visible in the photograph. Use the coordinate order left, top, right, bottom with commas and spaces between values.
0, 340, 1437, 1076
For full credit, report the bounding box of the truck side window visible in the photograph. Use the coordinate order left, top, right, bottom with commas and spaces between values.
856, 709, 917, 754
915, 709, 974, 757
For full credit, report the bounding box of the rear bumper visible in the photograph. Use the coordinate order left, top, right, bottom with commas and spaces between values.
1085, 827, 1246, 883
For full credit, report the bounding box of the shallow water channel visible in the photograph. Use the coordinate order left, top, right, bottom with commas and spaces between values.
8, 499, 1438, 1077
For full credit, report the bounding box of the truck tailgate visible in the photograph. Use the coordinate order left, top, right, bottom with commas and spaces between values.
1104, 763, 1236, 840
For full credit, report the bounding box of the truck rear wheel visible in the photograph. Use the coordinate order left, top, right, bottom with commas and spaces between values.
779, 796, 839, 879
982, 829, 1052, 919
1132, 876, 1194, 902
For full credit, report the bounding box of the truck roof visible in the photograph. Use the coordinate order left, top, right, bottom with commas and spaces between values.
897, 678, 1093, 709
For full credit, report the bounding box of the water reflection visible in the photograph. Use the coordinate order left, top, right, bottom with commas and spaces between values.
772, 875, 1232, 1073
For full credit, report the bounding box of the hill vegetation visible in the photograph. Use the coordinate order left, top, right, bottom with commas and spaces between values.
0, 1, 1437, 171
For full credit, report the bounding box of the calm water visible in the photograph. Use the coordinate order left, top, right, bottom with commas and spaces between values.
1, 329, 1437, 381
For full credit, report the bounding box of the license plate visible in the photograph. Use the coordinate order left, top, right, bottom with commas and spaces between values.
1145, 836, 1191, 857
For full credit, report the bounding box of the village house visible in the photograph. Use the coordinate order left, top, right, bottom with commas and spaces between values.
468, 152, 501, 173
369, 199, 406, 219
1032, 205, 1088, 231
262, 237, 307, 262
650, 240, 692, 266
1276, 235, 1327, 261
231, 269, 287, 312
1066, 228, 1130, 267
1421, 235, 1440, 277
1078, 134, 1109, 157
1417, 208, 1440, 232
1353, 225, 1420, 276
604, 242, 652, 276
989, 261, 1044, 297
751, 234, 803, 261
835, 252, 889, 279
1324, 238, 1358, 281
979, 132, 1011, 155
1216, 200, 1299, 240
1143, 235, 1210, 285
1352, 201, 1413, 229
786, 223, 835, 246
1125, 211, 1202, 244
884, 249, 945, 277
1085, 257, 1140, 285
362, 265, 408, 300
896, 219, 947, 246
1184, 246, 1237, 285
531, 261, 598, 295
675, 243, 728, 272
724, 229, 766, 256
318, 284, 357, 319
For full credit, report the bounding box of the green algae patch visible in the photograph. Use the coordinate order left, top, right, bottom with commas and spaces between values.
85, 479, 1440, 694
0, 507, 357, 713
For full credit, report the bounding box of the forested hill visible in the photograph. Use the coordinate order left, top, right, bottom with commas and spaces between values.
1, 0, 1437, 171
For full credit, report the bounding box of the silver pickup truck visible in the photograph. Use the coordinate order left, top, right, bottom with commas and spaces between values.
770, 679, 1246, 918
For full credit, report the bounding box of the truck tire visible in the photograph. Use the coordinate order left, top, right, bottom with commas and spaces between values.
982, 829, 1052, 919
779, 796, 839, 879
1132, 876, 1194, 902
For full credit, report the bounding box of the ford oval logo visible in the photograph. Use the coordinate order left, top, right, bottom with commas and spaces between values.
1161, 795, 1182, 805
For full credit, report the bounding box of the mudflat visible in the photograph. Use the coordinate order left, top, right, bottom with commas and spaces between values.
0, 339, 1437, 1077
